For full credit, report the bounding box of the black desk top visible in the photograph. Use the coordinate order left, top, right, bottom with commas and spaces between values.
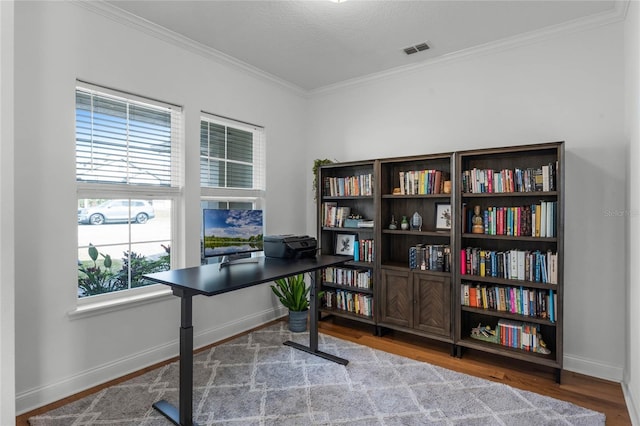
143, 255, 352, 296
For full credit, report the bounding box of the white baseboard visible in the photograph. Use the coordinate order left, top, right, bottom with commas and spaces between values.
563, 353, 624, 382
621, 382, 639, 426
16, 306, 287, 415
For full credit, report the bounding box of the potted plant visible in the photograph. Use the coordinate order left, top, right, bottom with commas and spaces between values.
270, 273, 317, 332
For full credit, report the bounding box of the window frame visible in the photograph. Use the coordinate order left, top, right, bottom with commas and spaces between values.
74, 82, 184, 309
199, 113, 266, 264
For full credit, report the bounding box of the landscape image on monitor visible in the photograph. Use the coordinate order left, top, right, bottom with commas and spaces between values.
203, 209, 264, 257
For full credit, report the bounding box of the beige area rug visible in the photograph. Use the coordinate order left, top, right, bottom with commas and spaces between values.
29, 322, 605, 425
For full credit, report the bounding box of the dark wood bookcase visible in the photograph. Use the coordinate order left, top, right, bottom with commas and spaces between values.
316, 142, 564, 378
376, 154, 454, 343
317, 160, 377, 326
454, 142, 564, 380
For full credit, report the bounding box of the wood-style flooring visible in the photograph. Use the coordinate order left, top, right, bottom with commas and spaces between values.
16, 317, 631, 425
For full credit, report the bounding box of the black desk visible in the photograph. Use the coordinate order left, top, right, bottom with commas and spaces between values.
143, 255, 351, 426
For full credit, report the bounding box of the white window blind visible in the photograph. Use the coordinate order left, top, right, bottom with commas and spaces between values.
76, 83, 182, 190
200, 113, 265, 192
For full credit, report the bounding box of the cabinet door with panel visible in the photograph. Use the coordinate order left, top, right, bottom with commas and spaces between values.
413, 271, 451, 337
380, 268, 411, 328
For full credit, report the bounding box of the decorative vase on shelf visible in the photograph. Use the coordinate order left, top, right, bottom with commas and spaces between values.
400, 216, 409, 230
389, 215, 398, 230
411, 211, 422, 231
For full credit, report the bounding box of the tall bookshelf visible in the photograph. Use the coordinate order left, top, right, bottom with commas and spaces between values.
454, 142, 564, 380
376, 154, 455, 343
317, 160, 377, 326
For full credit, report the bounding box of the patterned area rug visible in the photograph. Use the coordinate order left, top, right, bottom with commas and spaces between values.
29, 323, 605, 425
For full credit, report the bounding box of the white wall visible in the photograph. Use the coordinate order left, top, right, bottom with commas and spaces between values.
13, 1, 307, 413
624, 0, 640, 422
306, 21, 627, 381
0, 1, 16, 423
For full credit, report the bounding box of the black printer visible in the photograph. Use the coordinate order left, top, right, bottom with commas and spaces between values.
264, 235, 318, 259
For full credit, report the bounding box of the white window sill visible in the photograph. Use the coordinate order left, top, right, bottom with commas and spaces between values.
68, 287, 174, 320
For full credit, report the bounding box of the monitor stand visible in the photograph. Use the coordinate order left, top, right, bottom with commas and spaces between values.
219, 253, 260, 270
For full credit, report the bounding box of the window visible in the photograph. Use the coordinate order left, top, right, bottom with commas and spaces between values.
76, 82, 182, 299
200, 113, 265, 264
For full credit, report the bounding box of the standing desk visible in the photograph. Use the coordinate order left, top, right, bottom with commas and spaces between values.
143, 255, 351, 426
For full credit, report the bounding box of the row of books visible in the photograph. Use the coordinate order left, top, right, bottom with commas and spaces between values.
323, 174, 373, 197
398, 169, 449, 195
462, 201, 558, 237
461, 283, 556, 321
460, 247, 558, 284
322, 203, 351, 228
409, 244, 451, 272
461, 163, 556, 193
354, 239, 374, 262
322, 290, 374, 318
322, 267, 372, 290
496, 320, 550, 353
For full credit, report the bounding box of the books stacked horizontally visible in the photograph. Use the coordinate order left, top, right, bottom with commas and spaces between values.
461, 163, 557, 193
461, 283, 556, 322
461, 247, 558, 284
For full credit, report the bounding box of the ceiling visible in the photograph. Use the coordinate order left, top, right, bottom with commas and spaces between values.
105, 0, 618, 92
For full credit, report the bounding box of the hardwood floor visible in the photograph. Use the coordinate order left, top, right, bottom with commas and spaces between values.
17, 317, 631, 425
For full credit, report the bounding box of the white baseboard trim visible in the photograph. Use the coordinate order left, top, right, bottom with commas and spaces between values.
16, 306, 287, 415
621, 382, 639, 426
563, 353, 624, 382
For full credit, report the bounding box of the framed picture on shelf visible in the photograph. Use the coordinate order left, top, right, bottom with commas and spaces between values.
435, 203, 452, 230
335, 233, 356, 256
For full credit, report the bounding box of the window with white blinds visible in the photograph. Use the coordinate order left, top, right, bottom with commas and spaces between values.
76, 83, 181, 190
200, 113, 265, 193
75, 82, 183, 301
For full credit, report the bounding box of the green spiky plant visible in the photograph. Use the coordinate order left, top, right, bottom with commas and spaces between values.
270, 274, 322, 312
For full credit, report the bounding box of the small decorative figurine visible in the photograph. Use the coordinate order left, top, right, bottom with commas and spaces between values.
471, 205, 484, 234
411, 211, 422, 231
389, 215, 398, 230
400, 216, 409, 230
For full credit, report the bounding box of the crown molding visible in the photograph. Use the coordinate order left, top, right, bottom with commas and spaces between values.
72, 0, 308, 97
73, 0, 628, 99
309, 0, 630, 97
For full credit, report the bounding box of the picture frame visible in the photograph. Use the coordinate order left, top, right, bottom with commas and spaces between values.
335, 233, 356, 256
435, 203, 452, 230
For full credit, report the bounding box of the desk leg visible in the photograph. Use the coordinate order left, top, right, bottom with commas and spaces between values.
153, 291, 199, 426
283, 270, 348, 365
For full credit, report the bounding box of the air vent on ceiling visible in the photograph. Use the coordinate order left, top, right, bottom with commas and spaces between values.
403, 42, 430, 55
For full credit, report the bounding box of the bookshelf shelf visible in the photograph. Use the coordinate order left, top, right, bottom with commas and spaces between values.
460, 306, 557, 326
322, 281, 374, 295
319, 307, 376, 324
456, 337, 557, 367
323, 195, 375, 200
461, 234, 557, 242
461, 191, 558, 198
460, 274, 558, 290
